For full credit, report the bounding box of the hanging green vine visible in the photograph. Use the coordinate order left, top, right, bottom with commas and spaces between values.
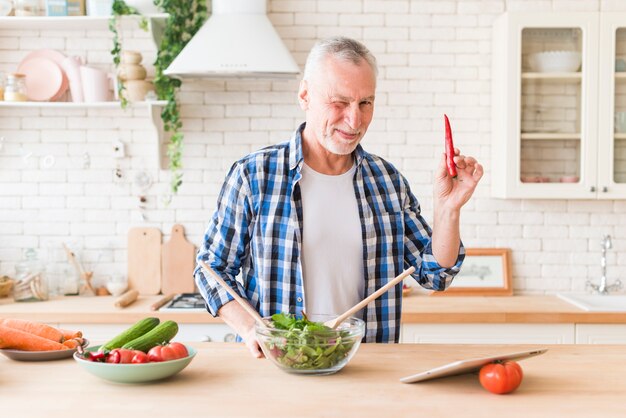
109, 0, 147, 108
153, 0, 207, 195
109, 0, 207, 196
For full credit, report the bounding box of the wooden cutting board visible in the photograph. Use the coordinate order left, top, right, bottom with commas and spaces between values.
127, 227, 162, 295
161, 224, 196, 295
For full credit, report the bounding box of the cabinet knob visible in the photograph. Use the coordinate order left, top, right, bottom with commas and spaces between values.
223, 333, 236, 342
602, 186, 608, 193
200, 335, 212, 342
590, 186, 596, 192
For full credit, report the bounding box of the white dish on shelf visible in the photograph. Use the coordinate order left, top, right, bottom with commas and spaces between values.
528, 50, 582, 73
17, 56, 65, 101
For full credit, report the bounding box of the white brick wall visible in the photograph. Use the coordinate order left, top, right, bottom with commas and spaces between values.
1, 0, 625, 294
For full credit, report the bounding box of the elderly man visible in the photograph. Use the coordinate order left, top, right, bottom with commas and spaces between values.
195, 37, 483, 357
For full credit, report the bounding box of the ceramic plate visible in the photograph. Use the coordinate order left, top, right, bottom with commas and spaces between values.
73, 344, 197, 383
18, 49, 69, 101
17, 57, 65, 101
0, 339, 90, 362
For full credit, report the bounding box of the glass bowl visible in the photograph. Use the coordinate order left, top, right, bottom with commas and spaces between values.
528, 50, 581, 73
255, 315, 365, 376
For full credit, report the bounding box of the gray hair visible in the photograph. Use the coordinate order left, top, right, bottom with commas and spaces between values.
302, 36, 378, 81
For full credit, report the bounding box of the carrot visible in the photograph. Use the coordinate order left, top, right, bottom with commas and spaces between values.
59, 328, 83, 341
0, 325, 67, 351
62, 338, 82, 349
0, 318, 63, 343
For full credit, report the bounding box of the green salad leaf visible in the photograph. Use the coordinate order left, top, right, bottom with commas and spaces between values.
264, 313, 357, 370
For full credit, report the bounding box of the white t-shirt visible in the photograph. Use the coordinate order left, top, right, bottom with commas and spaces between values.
299, 161, 364, 319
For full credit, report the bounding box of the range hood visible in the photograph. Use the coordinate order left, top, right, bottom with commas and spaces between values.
164, 0, 300, 78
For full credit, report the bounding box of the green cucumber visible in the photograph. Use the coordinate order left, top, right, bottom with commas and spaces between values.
101, 317, 160, 351
121, 320, 179, 352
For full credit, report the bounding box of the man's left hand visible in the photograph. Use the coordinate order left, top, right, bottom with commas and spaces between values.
435, 148, 483, 211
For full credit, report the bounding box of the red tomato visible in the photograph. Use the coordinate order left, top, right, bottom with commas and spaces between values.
106, 348, 137, 364
131, 350, 149, 363
479, 361, 524, 394
147, 342, 189, 362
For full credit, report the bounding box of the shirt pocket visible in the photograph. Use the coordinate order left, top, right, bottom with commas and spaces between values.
374, 210, 404, 258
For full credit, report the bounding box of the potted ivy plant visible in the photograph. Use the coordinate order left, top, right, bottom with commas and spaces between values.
109, 0, 207, 196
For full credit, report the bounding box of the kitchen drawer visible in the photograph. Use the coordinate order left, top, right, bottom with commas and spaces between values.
400, 323, 575, 344
58, 323, 236, 344
575, 324, 626, 344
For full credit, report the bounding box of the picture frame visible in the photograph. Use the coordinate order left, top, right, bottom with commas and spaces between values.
433, 248, 513, 296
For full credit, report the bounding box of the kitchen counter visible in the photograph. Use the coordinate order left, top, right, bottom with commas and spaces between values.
3, 342, 626, 417
1, 294, 626, 324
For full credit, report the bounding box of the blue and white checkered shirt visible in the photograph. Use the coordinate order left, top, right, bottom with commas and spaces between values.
195, 123, 464, 343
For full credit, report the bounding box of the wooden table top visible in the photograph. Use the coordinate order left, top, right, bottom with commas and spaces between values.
3, 342, 626, 417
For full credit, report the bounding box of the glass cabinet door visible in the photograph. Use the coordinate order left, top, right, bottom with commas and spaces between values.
491, 12, 599, 199
598, 14, 626, 198
520, 27, 583, 186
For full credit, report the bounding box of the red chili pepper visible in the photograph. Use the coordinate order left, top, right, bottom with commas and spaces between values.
444, 114, 458, 178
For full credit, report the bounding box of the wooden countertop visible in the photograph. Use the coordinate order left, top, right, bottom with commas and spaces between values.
2, 294, 626, 324
3, 343, 626, 417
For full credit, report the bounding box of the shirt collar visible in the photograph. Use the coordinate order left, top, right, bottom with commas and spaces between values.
289, 122, 367, 171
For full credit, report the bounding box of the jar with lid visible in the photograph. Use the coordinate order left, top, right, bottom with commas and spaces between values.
4, 73, 27, 102
13, 248, 48, 302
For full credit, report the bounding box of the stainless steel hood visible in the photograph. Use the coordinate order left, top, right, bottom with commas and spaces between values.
164, 0, 300, 78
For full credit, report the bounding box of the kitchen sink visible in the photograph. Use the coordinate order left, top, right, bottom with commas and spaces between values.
557, 293, 626, 312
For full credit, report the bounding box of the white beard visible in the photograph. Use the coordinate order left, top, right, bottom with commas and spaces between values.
321, 131, 360, 155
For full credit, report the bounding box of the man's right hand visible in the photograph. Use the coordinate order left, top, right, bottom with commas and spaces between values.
217, 300, 265, 359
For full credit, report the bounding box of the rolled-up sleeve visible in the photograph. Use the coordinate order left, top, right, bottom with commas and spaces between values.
194, 162, 254, 316
402, 183, 464, 291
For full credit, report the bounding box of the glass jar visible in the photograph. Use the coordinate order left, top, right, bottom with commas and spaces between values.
13, 248, 48, 302
0, 71, 5, 101
14, 0, 41, 16
4, 73, 27, 102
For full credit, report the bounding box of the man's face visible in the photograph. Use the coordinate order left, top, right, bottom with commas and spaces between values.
299, 56, 376, 155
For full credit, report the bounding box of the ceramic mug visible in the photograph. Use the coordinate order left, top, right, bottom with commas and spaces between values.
80, 65, 113, 102
615, 111, 626, 133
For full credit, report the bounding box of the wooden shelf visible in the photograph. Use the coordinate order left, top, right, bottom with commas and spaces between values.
0, 100, 168, 168
0, 14, 167, 30
615, 133, 626, 139
522, 72, 582, 82
520, 132, 581, 140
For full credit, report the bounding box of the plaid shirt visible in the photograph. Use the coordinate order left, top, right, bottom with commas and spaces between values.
195, 123, 464, 343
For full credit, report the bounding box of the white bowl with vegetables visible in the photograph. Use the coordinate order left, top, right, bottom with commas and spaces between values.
255, 313, 365, 376
73, 317, 196, 383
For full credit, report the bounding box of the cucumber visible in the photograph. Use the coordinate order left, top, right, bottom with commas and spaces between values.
121, 320, 179, 352
101, 317, 160, 351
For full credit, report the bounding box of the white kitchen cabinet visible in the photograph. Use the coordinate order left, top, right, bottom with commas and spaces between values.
492, 12, 626, 199
575, 324, 626, 344
400, 323, 575, 344
58, 323, 236, 344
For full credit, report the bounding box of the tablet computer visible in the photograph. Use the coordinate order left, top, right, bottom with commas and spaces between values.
399, 348, 548, 384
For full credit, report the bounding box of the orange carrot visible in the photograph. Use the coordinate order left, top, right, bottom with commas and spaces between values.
0, 325, 67, 351
0, 318, 63, 343
62, 338, 81, 349
59, 328, 83, 341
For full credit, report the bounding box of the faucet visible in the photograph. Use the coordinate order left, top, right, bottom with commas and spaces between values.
586, 235, 622, 295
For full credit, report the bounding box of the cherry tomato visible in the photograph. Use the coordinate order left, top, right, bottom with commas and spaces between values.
131, 350, 149, 363
147, 342, 189, 362
106, 348, 137, 364
479, 361, 524, 394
